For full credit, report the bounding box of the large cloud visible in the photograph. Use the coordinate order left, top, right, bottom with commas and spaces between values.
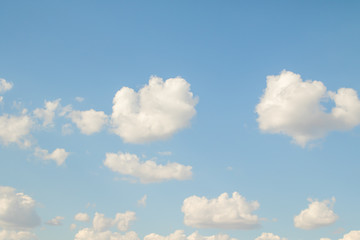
182, 192, 260, 229
256, 70, 360, 146
339, 231, 360, 240
144, 230, 237, 240
0, 186, 41, 229
68, 109, 108, 135
294, 197, 338, 230
34, 147, 69, 166
0, 230, 37, 240
104, 152, 192, 183
74, 228, 139, 240
0, 114, 33, 147
33, 99, 61, 127
111, 76, 198, 143
254, 233, 287, 240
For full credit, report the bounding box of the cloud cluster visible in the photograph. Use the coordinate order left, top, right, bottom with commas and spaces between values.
294, 197, 338, 230
339, 231, 360, 240
68, 109, 108, 135
111, 76, 198, 143
93, 211, 136, 232
0, 79, 13, 93
0, 114, 33, 147
254, 233, 287, 240
74, 229, 139, 240
256, 70, 360, 146
104, 152, 192, 183
0, 230, 36, 240
144, 230, 237, 240
34, 147, 69, 166
182, 192, 260, 229
0, 186, 40, 230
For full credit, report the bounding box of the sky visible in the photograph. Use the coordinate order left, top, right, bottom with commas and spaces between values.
0, 1, 360, 240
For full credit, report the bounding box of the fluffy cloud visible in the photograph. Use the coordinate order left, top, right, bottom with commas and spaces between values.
254, 233, 287, 240
0, 114, 32, 147
111, 76, 198, 143
294, 197, 338, 230
34, 147, 69, 166
46, 216, 64, 226
104, 152, 192, 183
74, 213, 90, 222
256, 70, 360, 146
0, 186, 41, 229
339, 231, 360, 240
0, 79, 13, 93
144, 230, 237, 240
68, 109, 108, 135
93, 211, 136, 232
0, 230, 37, 240
182, 192, 260, 229
74, 228, 139, 240
33, 99, 60, 127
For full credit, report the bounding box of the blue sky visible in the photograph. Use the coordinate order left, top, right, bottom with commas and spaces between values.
1, 1, 360, 240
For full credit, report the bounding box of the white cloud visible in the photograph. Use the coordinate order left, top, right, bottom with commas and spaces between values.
182, 192, 260, 229
294, 197, 338, 230
34, 147, 69, 166
339, 231, 360, 240
70, 224, 77, 230
33, 99, 60, 127
93, 211, 136, 232
0, 79, 13, 93
104, 152, 192, 183
254, 233, 287, 240
320, 238, 331, 240
158, 151, 172, 156
68, 109, 108, 135
46, 216, 64, 226
111, 76, 198, 143
0, 114, 32, 147
0, 186, 41, 229
0, 96, 3, 103
74, 228, 139, 240
0, 230, 37, 240
74, 213, 90, 222
137, 195, 147, 207
144, 230, 237, 240
256, 70, 360, 146
75, 97, 84, 102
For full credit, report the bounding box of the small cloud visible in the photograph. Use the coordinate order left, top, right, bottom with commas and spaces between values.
46, 216, 64, 226
0, 78, 13, 93
227, 166, 233, 171
61, 123, 73, 135
158, 151, 172, 156
75, 97, 84, 103
34, 147, 69, 166
74, 213, 90, 222
137, 195, 147, 207
70, 223, 77, 230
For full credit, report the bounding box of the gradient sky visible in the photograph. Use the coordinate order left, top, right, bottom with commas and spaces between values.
1, 1, 360, 240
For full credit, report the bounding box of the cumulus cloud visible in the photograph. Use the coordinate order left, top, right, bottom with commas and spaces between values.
0, 114, 32, 147
0, 230, 37, 240
74, 213, 90, 222
46, 216, 64, 226
34, 147, 69, 166
294, 197, 338, 230
104, 152, 192, 183
144, 230, 237, 240
0, 186, 41, 229
256, 70, 360, 146
74, 228, 139, 240
68, 109, 108, 135
33, 99, 60, 127
339, 231, 360, 240
93, 211, 136, 232
254, 233, 287, 240
137, 195, 147, 207
111, 76, 198, 143
182, 192, 260, 229
0, 79, 13, 93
